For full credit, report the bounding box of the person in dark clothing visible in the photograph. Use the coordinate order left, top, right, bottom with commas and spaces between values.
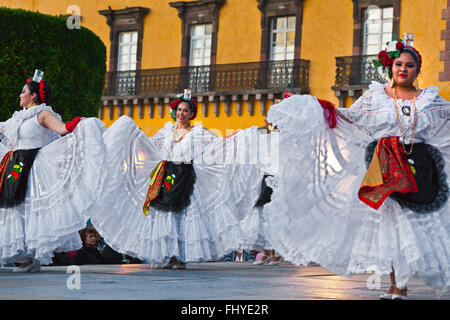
50, 226, 142, 265
51, 251, 76, 266
72, 227, 105, 265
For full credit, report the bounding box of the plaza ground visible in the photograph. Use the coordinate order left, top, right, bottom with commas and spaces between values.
0, 261, 448, 300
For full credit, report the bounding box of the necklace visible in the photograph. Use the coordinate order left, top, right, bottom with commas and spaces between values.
392, 86, 418, 155
172, 125, 191, 143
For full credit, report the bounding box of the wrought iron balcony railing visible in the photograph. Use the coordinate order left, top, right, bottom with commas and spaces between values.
334, 55, 387, 87
103, 59, 310, 97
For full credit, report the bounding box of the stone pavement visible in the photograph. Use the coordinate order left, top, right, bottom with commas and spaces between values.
0, 261, 448, 301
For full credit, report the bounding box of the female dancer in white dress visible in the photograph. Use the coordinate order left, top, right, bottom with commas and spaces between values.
91, 90, 264, 268
0, 70, 106, 271
236, 117, 283, 266
264, 40, 449, 298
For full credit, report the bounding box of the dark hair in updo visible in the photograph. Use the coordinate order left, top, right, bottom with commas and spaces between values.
178, 99, 196, 113
26, 80, 52, 105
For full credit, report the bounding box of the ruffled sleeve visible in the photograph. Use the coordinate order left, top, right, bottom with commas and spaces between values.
412, 87, 449, 135
337, 81, 390, 129
190, 125, 223, 164
148, 122, 172, 155
0, 120, 7, 133
196, 125, 222, 145
416, 86, 444, 116
431, 94, 450, 119
0, 118, 11, 147
3, 104, 59, 147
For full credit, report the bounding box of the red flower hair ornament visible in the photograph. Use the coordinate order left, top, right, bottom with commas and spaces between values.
39, 79, 46, 103
283, 91, 295, 99
373, 39, 422, 79
26, 69, 46, 104
169, 89, 198, 122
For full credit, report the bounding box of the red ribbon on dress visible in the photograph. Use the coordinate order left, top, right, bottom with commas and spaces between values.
317, 99, 338, 129
143, 160, 167, 216
358, 136, 418, 210
0, 151, 13, 194
65, 116, 81, 133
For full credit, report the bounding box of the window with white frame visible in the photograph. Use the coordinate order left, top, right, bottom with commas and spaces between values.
189, 24, 212, 92
118, 31, 138, 71
117, 31, 138, 95
190, 24, 212, 66
363, 6, 393, 55
270, 16, 296, 61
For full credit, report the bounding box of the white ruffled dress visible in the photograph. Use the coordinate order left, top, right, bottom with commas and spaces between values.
0, 104, 106, 265
264, 81, 450, 293
232, 127, 279, 251
91, 116, 263, 264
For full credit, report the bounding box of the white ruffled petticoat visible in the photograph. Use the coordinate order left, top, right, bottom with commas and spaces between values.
0, 115, 106, 265
264, 82, 450, 294
239, 206, 272, 251
90, 116, 264, 264
226, 127, 277, 251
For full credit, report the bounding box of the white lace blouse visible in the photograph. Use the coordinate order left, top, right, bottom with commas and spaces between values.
338, 81, 450, 144
148, 122, 222, 163
0, 104, 60, 150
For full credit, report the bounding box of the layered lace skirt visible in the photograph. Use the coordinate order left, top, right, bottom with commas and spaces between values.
264, 95, 450, 294
90, 116, 262, 264
0, 118, 106, 265
238, 174, 274, 251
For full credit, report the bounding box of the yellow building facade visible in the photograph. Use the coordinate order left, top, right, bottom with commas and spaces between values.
3, 0, 449, 136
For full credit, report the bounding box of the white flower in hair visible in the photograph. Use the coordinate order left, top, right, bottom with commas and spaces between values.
386, 40, 399, 53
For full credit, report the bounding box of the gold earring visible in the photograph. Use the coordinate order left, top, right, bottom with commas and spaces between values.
414, 78, 419, 91
390, 78, 395, 88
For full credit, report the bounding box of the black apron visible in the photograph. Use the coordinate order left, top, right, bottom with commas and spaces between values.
365, 141, 449, 214
149, 161, 196, 212
0, 148, 40, 208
